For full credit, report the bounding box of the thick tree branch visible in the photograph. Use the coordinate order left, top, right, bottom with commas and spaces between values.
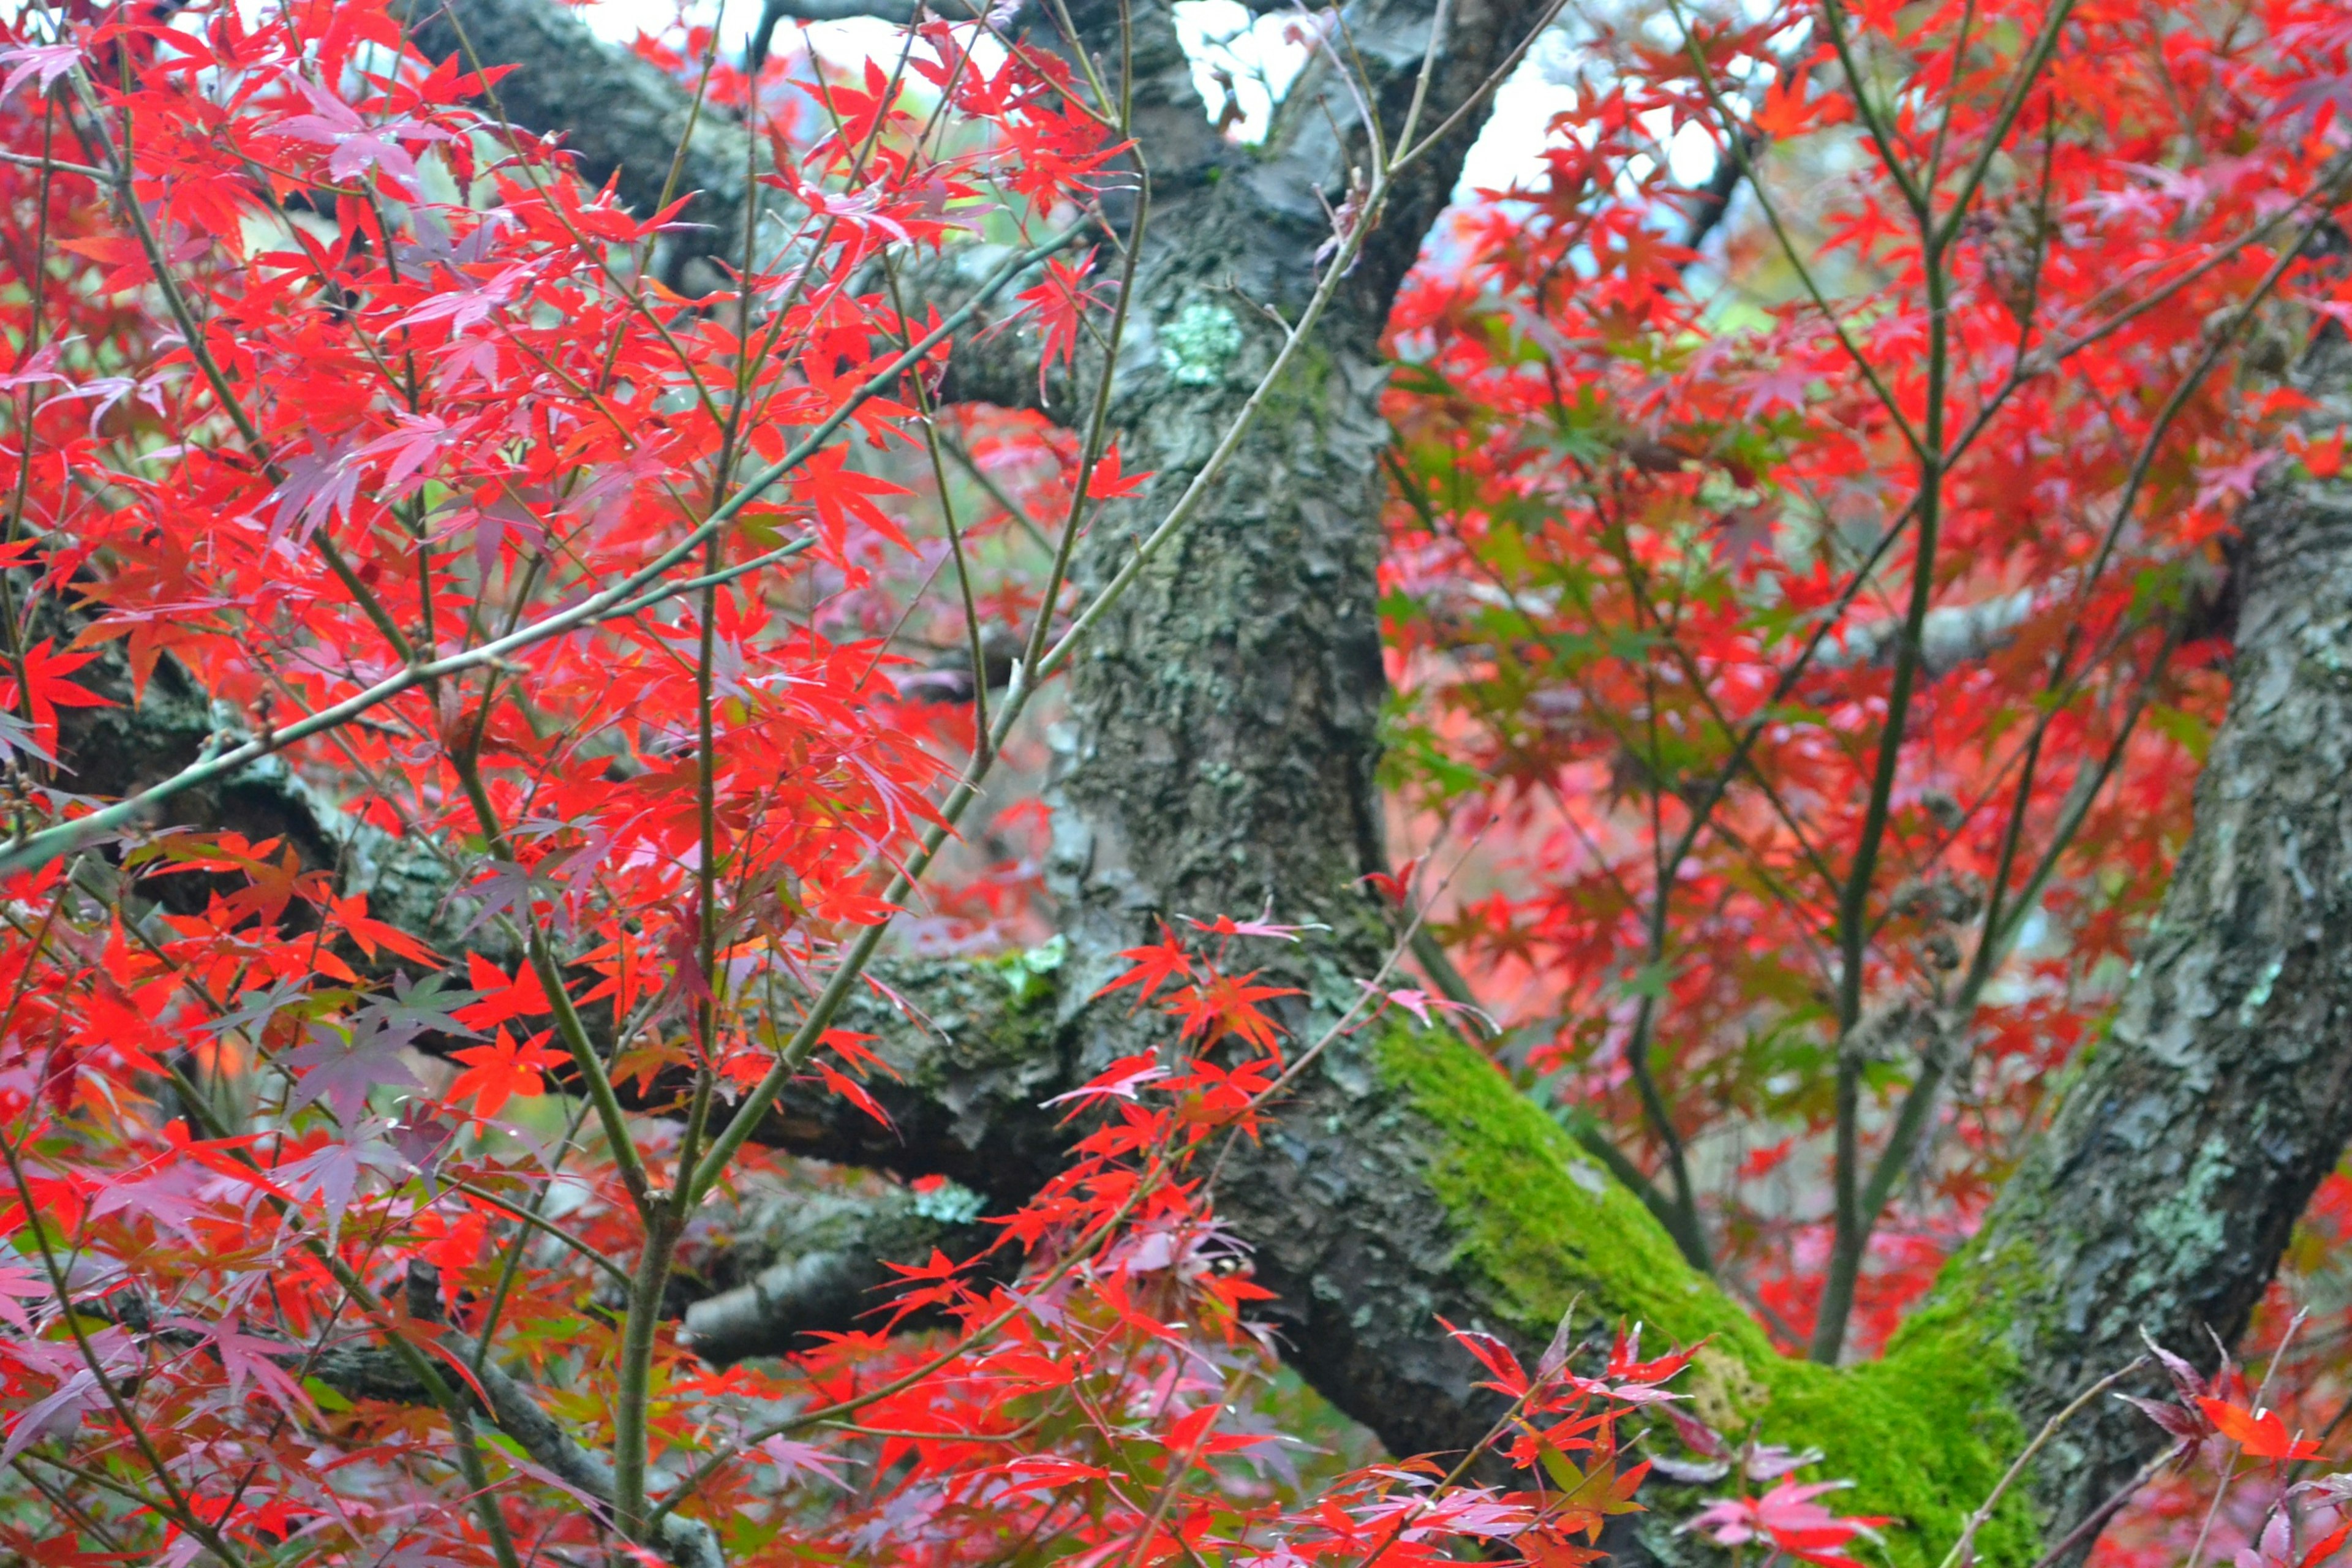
312, 1330, 723, 1568
1928, 326, 2352, 1548
680, 1181, 1000, 1363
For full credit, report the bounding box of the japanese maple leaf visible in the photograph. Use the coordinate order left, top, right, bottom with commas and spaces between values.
160, 1313, 313, 1413
283, 1019, 426, 1122
351, 970, 483, 1046
452, 952, 552, 1031
268, 437, 364, 544
0, 43, 80, 101
2199, 1398, 2324, 1461
0, 709, 54, 771
1084, 445, 1150, 502
2120, 1330, 2245, 1447
274, 78, 441, 194
757, 1434, 854, 1490
0, 639, 111, 758
797, 445, 913, 557
1169, 970, 1299, 1051
446, 1027, 566, 1119
1, 1369, 102, 1466
1041, 1052, 1168, 1108
1521, 1531, 1610, 1568
354, 413, 463, 499
802, 57, 908, 157
1752, 72, 1850, 139
1359, 856, 1422, 908
1094, 929, 1193, 1005
1442, 1316, 1529, 1397
1183, 911, 1311, 941
273, 1122, 407, 1241
1738, 363, 1815, 418
1008, 250, 1102, 394
0, 1254, 49, 1334
1684, 1480, 1890, 1568
323, 892, 440, 966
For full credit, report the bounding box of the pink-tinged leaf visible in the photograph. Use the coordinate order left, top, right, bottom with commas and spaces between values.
161, 1314, 315, 1414
1, 1369, 102, 1465
2117, 1392, 2206, 1444
1744, 1443, 1826, 1482
1042, 1053, 1167, 1108
757, 1434, 854, 1489
0, 45, 80, 100
1683, 1479, 1890, 1568
0, 1255, 49, 1333
1183, 912, 1314, 942
1441, 1316, 1529, 1397
1667, 1405, 1730, 1460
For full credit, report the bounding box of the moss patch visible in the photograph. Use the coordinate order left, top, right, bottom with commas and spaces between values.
1376, 1024, 2037, 1568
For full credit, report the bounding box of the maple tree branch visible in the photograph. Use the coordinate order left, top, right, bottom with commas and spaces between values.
1816, 233, 1953, 1365
0, 226, 1077, 880
1928, 0, 2080, 251
1853, 611, 2187, 1247
1665, 2, 1929, 469
1812, 0, 1932, 221
679, 1183, 1000, 1363
306, 1332, 725, 1568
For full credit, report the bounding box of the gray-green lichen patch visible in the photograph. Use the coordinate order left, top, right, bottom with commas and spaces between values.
1158, 301, 1245, 386
2238, 954, 2285, 1025
2129, 1134, 2231, 1296
998, 933, 1068, 1006
910, 1178, 987, 1224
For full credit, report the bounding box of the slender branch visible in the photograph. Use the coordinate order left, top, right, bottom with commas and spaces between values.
1936, 1357, 2151, 1568
0, 230, 1078, 878
1665, 6, 1929, 467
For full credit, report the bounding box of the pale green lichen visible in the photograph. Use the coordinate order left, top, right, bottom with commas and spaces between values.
911, 1178, 986, 1225
997, 933, 1068, 1006
1159, 302, 1245, 386
2130, 1134, 2229, 1295
1376, 1024, 2037, 1568
2239, 955, 2285, 1025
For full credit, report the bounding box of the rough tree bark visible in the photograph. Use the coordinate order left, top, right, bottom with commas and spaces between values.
53, 1, 2352, 1562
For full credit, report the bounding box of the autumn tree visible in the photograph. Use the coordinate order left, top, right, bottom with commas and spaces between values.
2, 0, 2351, 1564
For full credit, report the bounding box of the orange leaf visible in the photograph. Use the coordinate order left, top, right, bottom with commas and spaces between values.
2197, 1398, 2323, 1461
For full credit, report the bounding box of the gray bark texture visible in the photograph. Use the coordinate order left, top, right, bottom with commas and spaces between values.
1929, 327, 2352, 1541
50, 0, 2352, 1561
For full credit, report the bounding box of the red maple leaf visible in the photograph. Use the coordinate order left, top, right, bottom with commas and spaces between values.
2198, 1398, 2324, 1461
447, 1027, 567, 1119
1094, 929, 1193, 1005
0, 639, 111, 756
797, 445, 914, 558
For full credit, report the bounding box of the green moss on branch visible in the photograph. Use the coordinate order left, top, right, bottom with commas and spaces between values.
1377, 1024, 2039, 1568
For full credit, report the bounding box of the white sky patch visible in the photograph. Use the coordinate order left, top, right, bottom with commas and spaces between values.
581, 0, 915, 75
1170, 0, 1309, 142
578, 0, 1591, 194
